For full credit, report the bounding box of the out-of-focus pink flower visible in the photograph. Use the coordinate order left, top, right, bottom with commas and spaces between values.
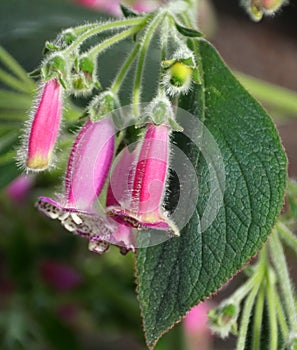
40, 260, 82, 291
76, 0, 122, 15
5, 175, 34, 203
22, 79, 62, 171
75, 0, 160, 16
184, 302, 212, 350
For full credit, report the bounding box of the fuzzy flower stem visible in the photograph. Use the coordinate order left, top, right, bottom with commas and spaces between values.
252, 284, 265, 350
133, 11, 166, 116
110, 42, 141, 94
270, 229, 297, 332
236, 246, 266, 350
267, 270, 278, 350
236, 283, 260, 350
236, 246, 267, 350
274, 288, 289, 339
64, 17, 147, 55
88, 25, 145, 61
277, 221, 297, 257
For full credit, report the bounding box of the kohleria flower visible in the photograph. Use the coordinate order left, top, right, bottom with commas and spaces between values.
20, 79, 62, 171
108, 123, 179, 236
37, 118, 115, 253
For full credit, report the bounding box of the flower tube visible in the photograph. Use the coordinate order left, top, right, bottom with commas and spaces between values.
108, 123, 179, 236
103, 147, 137, 253
37, 118, 115, 253
21, 79, 62, 171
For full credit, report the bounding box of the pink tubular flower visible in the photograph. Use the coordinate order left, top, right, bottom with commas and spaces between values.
108, 123, 179, 236
37, 118, 115, 253
22, 79, 62, 171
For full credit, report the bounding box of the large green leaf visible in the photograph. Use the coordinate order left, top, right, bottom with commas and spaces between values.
135, 39, 287, 349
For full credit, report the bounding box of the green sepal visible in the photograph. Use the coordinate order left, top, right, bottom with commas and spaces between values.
79, 56, 95, 74
58, 76, 67, 89
192, 67, 201, 84
28, 67, 41, 78
41, 55, 67, 81
168, 117, 183, 132
175, 23, 203, 38
60, 29, 77, 45
120, 3, 139, 18
43, 41, 60, 55
88, 91, 121, 123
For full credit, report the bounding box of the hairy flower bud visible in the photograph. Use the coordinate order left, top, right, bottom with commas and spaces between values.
242, 0, 287, 21
19, 79, 63, 171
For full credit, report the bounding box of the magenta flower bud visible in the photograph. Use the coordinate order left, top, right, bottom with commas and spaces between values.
20, 79, 62, 171
108, 123, 179, 236
37, 118, 115, 249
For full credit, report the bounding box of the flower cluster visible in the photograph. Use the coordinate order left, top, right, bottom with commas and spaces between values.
18, 4, 200, 254
22, 78, 181, 253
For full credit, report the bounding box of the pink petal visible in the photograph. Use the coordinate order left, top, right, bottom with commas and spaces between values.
65, 118, 115, 211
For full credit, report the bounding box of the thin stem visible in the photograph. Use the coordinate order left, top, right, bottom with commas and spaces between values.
236, 283, 260, 350
270, 230, 297, 332
158, 16, 170, 95
0, 69, 32, 94
133, 12, 166, 115
274, 287, 289, 339
267, 270, 278, 350
236, 246, 266, 350
277, 222, 297, 257
88, 25, 144, 60
110, 43, 141, 94
235, 71, 297, 116
64, 17, 147, 55
252, 284, 265, 350
0, 46, 35, 89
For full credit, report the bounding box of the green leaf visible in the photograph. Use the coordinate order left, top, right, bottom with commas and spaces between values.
136, 39, 287, 349
175, 23, 203, 37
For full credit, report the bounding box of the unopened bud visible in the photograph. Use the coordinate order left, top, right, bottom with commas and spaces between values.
71, 55, 100, 95
162, 48, 198, 96
208, 302, 239, 338
139, 96, 183, 131
243, 0, 287, 21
